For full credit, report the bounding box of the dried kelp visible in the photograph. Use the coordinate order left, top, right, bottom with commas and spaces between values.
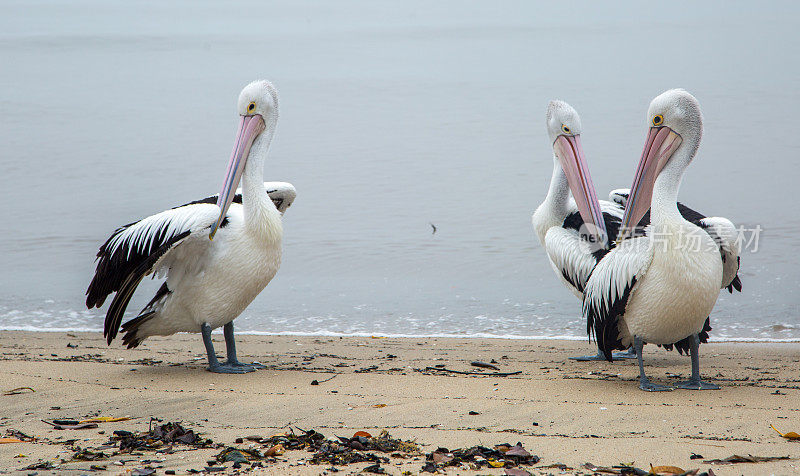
424, 442, 539, 472
115, 421, 212, 452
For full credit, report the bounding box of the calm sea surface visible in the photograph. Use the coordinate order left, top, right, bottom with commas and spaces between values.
1, 1, 798, 340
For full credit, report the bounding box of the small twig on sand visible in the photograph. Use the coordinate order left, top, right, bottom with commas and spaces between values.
318, 374, 338, 384
3, 387, 34, 396
424, 367, 521, 377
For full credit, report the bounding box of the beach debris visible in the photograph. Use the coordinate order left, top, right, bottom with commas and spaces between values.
314, 374, 338, 385
468, 411, 480, 415
217, 448, 250, 463
3, 386, 34, 396
0, 437, 23, 444
53, 419, 79, 425
5, 429, 34, 442
80, 417, 131, 423
648, 465, 686, 475
114, 421, 212, 452
430, 223, 437, 234
363, 463, 386, 473
690, 453, 703, 460
236, 428, 420, 467
424, 442, 538, 472
72, 448, 108, 461
537, 463, 571, 471
422, 366, 521, 377
702, 454, 790, 464
42, 420, 99, 430
21, 460, 56, 470
771, 424, 800, 440
131, 469, 156, 476
356, 365, 380, 373
257, 427, 327, 451
264, 444, 285, 456
471, 361, 500, 370
582, 462, 650, 475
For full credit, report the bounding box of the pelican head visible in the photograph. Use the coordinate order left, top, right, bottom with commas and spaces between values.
620, 89, 703, 237
210, 80, 279, 239
546, 100, 607, 246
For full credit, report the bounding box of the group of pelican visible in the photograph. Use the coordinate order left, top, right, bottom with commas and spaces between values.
86, 81, 740, 390
533, 90, 741, 391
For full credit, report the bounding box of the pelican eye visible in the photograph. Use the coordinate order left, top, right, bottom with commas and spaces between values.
247, 102, 256, 113
561, 125, 571, 134
652, 114, 664, 126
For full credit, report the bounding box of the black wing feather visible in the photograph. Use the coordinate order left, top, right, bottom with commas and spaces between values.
585, 277, 636, 361
86, 218, 190, 309
102, 230, 191, 344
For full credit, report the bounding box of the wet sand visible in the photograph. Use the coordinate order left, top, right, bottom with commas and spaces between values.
1, 331, 798, 475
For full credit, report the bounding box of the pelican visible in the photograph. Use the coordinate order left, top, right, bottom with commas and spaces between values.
86, 80, 292, 374
532, 100, 633, 360
583, 89, 729, 391
534, 100, 740, 362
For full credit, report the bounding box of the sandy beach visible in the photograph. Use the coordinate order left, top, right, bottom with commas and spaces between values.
0, 331, 798, 475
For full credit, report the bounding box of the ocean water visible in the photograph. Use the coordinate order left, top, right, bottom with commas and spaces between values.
0, 1, 798, 341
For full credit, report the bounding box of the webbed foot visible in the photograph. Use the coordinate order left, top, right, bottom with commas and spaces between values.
569, 348, 636, 361
569, 351, 608, 361
639, 380, 673, 392
208, 362, 257, 374
225, 360, 265, 371
612, 348, 638, 359
675, 379, 720, 390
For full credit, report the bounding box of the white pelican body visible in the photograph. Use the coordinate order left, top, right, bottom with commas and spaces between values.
87, 80, 293, 373
626, 226, 720, 343
584, 89, 725, 391
112, 182, 295, 341
151, 208, 280, 337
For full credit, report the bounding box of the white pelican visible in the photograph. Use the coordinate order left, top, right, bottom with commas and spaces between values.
533, 101, 739, 361
86, 80, 292, 374
583, 89, 729, 391
532, 100, 633, 361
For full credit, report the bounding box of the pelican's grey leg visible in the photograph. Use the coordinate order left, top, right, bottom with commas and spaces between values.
201, 323, 250, 374
675, 334, 720, 390
636, 336, 672, 391
223, 322, 264, 371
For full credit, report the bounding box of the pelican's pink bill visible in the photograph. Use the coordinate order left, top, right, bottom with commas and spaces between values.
209, 114, 266, 240
553, 134, 608, 247
619, 126, 682, 240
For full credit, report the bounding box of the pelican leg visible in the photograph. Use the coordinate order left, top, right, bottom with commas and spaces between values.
223, 322, 264, 371
635, 337, 672, 392
675, 334, 720, 390
569, 347, 638, 361
200, 323, 250, 374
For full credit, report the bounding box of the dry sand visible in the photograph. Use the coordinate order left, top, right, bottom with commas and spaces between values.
1, 330, 799, 475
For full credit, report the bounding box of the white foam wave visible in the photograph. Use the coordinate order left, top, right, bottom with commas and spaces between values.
1, 326, 799, 343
